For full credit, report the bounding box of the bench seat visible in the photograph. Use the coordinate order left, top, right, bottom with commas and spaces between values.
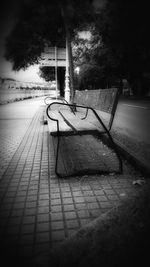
47, 109, 102, 136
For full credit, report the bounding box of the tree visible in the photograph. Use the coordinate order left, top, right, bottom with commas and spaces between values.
73, 24, 120, 89
94, 0, 150, 95
39, 66, 65, 96
73, 0, 150, 94
5, 0, 95, 99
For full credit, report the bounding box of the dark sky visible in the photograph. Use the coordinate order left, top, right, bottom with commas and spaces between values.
0, 0, 106, 31
0, 0, 19, 38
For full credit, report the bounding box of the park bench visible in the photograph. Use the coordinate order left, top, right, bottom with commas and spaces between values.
46, 88, 122, 177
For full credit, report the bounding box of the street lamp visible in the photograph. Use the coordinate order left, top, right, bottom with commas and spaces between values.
75, 66, 80, 75
65, 36, 70, 102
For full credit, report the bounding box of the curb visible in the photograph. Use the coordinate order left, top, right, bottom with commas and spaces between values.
100, 134, 150, 178
114, 139, 150, 178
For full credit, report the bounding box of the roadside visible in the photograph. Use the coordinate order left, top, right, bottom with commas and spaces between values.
110, 95, 150, 176
111, 128, 150, 177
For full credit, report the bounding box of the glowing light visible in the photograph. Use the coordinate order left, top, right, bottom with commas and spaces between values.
75, 66, 80, 75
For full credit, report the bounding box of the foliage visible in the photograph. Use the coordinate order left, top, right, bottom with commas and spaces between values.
39, 66, 65, 96
94, 0, 150, 94
39, 67, 55, 82
5, 0, 94, 71
5, 0, 150, 95
73, 25, 120, 89
73, 0, 150, 94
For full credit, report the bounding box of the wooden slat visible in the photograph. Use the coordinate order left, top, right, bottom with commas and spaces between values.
47, 109, 101, 136
58, 110, 100, 134
59, 111, 78, 133
74, 88, 119, 114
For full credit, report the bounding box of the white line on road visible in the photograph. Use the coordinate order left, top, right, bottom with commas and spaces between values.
122, 104, 148, 109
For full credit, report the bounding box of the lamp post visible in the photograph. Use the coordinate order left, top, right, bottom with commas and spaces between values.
61, 5, 75, 103
65, 36, 70, 102
55, 46, 58, 99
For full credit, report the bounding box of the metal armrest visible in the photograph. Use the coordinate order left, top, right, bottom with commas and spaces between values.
46, 104, 59, 133
47, 101, 77, 115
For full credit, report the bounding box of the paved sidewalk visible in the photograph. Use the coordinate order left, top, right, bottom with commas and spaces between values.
0, 102, 146, 266
0, 98, 45, 179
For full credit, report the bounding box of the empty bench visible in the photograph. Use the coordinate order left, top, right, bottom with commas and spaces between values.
46, 88, 122, 177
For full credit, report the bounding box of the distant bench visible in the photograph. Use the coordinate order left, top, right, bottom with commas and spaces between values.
46, 88, 122, 177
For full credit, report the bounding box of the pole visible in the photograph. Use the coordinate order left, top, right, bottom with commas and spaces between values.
55, 46, 58, 99
65, 36, 70, 102
61, 6, 71, 103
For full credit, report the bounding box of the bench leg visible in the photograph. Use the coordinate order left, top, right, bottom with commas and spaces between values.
55, 134, 62, 178
101, 131, 123, 174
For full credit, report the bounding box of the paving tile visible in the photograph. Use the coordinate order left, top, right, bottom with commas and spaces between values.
21, 224, 35, 234
66, 219, 79, 229
89, 209, 102, 218
83, 190, 94, 196
96, 195, 108, 202
75, 203, 87, 210
51, 221, 65, 230
63, 204, 75, 211
51, 198, 62, 205
84, 196, 97, 202
62, 198, 74, 205
72, 191, 83, 197
77, 210, 90, 219
39, 194, 49, 200
13, 200, 25, 208
64, 211, 77, 220
50, 205, 62, 213
80, 218, 91, 227
38, 200, 49, 207
36, 222, 50, 232
23, 215, 36, 224
100, 201, 113, 209
24, 208, 37, 216
107, 194, 119, 201
61, 192, 72, 198
38, 206, 50, 214
50, 192, 61, 199
6, 224, 20, 235
33, 242, 50, 256
73, 196, 85, 203
87, 202, 99, 210
67, 229, 78, 237
51, 230, 65, 241
25, 201, 37, 208
51, 212, 63, 221
11, 209, 24, 217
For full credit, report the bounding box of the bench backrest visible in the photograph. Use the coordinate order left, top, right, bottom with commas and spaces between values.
73, 88, 119, 130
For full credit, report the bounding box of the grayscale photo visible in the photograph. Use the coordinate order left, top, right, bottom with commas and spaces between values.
0, 0, 150, 266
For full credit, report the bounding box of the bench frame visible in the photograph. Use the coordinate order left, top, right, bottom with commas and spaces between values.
46, 100, 123, 178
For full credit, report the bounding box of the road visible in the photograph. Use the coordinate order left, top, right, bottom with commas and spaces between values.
113, 97, 150, 144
